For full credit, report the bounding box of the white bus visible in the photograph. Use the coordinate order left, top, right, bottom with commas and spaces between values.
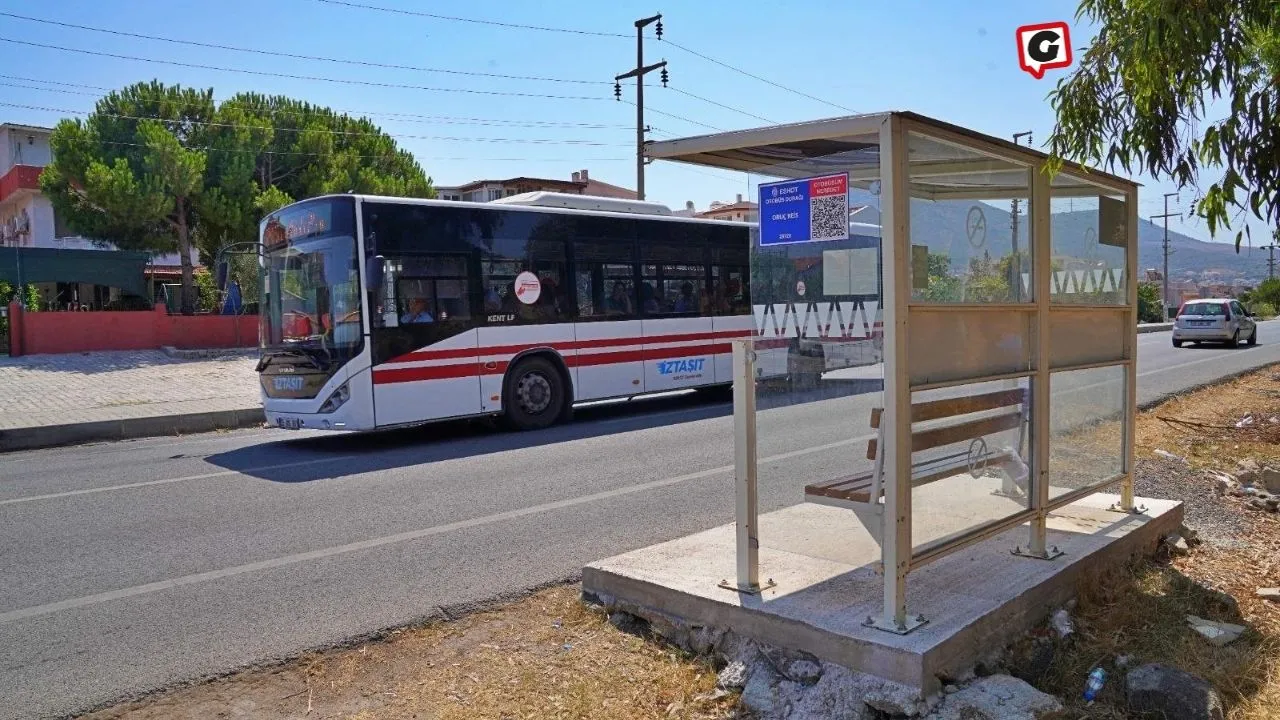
257, 192, 882, 433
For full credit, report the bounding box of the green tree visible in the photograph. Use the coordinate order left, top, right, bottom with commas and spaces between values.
198, 94, 434, 262
1048, 1, 1280, 248
193, 268, 219, 312
41, 82, 215, 314
1137, 283, 1163, 323
1249, 276, 1280, 308
0, 281, 40, 311
921, 252, 962, 302
41, 81, 436, 314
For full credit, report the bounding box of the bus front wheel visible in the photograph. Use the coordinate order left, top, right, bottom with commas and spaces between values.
503, 356, 566, 431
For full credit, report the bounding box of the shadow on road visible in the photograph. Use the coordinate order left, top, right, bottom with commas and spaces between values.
204, 379, 880, 483
1172, 341, 1264, 351
205, 391, 730, 483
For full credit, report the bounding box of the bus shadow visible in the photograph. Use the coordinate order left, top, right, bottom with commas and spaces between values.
204, 379, 882, 483
204, 392, 731, 483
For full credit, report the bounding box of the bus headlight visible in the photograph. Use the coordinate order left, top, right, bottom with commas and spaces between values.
318, 383, 350, 414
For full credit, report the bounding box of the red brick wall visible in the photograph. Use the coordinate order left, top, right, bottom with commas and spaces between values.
11, 305, 256, 356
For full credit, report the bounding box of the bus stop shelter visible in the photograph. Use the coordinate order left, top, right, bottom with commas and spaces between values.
647, 111, 1142, 634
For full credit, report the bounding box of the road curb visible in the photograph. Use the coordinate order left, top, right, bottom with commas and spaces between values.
0, 407, 266, 453
1137, 323, 1174, 334
1138, 360, 1280, 411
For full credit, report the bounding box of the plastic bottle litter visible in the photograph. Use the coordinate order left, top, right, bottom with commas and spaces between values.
1051, 608, 1075, 638
1083, 667, 1107, 703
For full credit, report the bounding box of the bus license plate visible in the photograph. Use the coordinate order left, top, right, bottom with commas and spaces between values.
273, 376, 305, 391
276, 417, 303, 430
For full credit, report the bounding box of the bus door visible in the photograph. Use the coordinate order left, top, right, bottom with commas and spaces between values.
372, 257, 481, 426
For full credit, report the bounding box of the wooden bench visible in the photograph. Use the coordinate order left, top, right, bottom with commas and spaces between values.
804, 388, 1029, 517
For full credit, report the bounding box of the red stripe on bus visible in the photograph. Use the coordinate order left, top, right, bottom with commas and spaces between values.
372, 342, 735, 385
371, 363, 483, 383
385, 329, 752, 364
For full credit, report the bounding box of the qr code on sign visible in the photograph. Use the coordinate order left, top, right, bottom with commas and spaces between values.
810, 194, 848, 241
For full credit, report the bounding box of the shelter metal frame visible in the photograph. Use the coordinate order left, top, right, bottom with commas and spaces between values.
649, 112, 1140, 632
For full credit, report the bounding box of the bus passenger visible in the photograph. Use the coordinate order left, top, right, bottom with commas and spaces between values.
484, 285, 503, 312
401, 297, 434, 324
639, 282, 660, 314
607, 281, 633, 315
673, 281, 697, 313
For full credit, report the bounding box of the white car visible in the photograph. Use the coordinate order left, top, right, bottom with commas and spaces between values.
1172, 299, 1258, 348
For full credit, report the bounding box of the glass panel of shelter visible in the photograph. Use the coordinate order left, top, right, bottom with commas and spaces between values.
1047, 170, 1133, 501
743, 146, 886, 520
904, 129, 1037, 552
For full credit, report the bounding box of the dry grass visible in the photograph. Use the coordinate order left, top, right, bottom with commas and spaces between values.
83, 586, 733, 720
1008, 559, 1280, 719
1010, 363, 1280, 720
1136, 368, 1280, 469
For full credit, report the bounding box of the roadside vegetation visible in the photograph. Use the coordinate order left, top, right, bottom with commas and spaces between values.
1242, 277, 1280, 320
1009, 364, 1280, 719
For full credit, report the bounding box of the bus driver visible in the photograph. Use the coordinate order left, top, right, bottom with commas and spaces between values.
401, 297, 434, 324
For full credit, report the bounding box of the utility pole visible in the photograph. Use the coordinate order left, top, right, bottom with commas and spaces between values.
1010, 131, 1032, 300
1264, 243, 1278, 281
1150, 192, 1179, 319
614, 13, 667, 201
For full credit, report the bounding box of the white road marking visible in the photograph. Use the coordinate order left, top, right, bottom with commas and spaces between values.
1136, 349, 1268, 378
0, 455, 359, 506
0, 435, 869, 625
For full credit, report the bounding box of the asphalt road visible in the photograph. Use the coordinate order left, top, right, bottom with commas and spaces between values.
2, 322, 1279, 719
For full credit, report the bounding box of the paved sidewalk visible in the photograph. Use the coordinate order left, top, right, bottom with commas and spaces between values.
0, 350, 262, 451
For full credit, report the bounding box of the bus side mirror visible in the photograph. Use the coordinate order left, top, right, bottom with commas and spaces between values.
366, 255, 385, 290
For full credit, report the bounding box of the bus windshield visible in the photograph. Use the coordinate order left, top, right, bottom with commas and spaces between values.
260, 198, 363, 364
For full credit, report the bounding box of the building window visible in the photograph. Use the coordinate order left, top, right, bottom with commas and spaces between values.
488, 188, 503, 202
53, 211, 71, 239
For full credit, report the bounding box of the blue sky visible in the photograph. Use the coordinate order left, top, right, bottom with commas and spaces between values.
0, 0, 1271, 254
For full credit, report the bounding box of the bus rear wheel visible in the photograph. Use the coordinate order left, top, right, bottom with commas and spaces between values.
503, 356, 566, 431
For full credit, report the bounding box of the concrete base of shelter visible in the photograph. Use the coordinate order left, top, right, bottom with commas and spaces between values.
583, 492, 1182, 697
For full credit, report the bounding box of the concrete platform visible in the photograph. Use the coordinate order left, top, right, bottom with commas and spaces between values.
583, 492, 1182, 696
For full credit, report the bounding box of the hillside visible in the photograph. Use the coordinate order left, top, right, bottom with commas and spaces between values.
849, 199, 1267, 281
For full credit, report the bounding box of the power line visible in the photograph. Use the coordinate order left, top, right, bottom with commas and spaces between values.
0, 76, 632, 130
307, 0, 854, 116
621, 99, 724, 132
661, 39, 855, 114
0, 37, 611, 101
666, 85, 775, 124
310, 0, 631, 38
0, 12, 607, 86
87, 138, 629, 163
0, 101, 631, 146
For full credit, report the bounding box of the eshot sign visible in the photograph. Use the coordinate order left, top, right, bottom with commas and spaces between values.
758, 172, 851, 246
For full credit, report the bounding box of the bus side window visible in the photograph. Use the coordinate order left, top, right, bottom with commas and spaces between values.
393, 255, 472, 324
572, 238, 636, 320
712, 266, 749, 316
